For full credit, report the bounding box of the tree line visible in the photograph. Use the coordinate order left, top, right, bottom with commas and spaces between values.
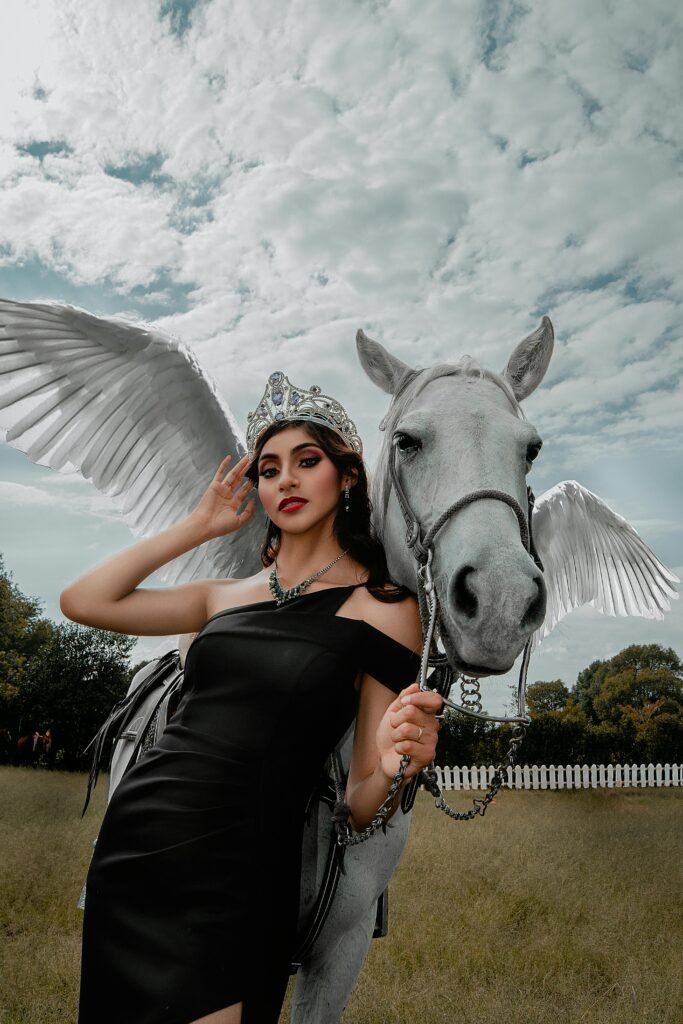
437, 644, 683, 767
1, 552, 681, 771
0, 554, 145, 770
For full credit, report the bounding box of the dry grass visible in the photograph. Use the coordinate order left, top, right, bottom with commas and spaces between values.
327, 787, 683, 1024
1, 767, 681, 1024
0, 768, 97, 1024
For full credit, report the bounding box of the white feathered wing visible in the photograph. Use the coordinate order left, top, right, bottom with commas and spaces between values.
531, 480, 679, 645
0, 297, 265, 585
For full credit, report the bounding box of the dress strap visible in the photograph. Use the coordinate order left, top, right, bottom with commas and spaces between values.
359, 622, 421, 693
274, 583, 365, 617
326, 583, 366, 616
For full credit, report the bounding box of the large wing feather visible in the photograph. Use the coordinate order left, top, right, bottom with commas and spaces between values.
0, 298, 264, 584
532, 480, 678, 644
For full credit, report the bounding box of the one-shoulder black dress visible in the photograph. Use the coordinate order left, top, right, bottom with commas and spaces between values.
78, 584, 420, 1024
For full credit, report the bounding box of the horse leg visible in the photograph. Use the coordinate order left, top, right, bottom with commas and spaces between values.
291, 808, 412, 1024
289, 903, 376, 1024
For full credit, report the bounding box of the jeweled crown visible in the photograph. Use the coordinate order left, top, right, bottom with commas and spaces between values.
246, 371, 363, 456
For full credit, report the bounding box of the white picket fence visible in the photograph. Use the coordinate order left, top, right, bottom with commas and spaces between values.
434, 763, 682, 790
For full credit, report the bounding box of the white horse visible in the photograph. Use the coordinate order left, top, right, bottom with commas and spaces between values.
0, 300, 677, 1022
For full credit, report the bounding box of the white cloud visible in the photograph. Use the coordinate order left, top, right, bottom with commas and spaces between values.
0, 480, 55, 507
0, 478, 120, 520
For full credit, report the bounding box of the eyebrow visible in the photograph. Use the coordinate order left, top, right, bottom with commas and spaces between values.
258, 442, 323, 463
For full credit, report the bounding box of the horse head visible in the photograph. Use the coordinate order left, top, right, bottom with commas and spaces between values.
358, 317, 555, 676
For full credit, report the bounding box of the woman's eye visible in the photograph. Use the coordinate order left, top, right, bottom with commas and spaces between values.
395, 432, 421, 453
259, 455, 320, 478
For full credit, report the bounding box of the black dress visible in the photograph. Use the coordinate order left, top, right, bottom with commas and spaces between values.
78, 584, 421, 1024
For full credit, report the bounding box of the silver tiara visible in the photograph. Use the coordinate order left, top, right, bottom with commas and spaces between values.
246, 371, 363, 456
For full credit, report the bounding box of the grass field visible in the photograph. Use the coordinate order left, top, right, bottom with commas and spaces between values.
1, 766, 681, 1024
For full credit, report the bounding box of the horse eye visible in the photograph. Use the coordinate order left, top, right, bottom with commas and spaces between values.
526, 441, 542, 463
395, 432, 422, 452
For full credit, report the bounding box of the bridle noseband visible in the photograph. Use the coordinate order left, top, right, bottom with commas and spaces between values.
390, 441, 531, 560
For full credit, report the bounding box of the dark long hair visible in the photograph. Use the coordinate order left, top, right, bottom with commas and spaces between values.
245, 419, 410, 603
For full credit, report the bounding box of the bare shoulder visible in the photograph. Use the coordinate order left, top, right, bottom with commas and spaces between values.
203, 577, 239, 593
203, 572, 271, 617
357, 586, 422, 653
202, 576, 238, 601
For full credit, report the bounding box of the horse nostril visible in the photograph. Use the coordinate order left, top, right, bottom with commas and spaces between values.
453, 565, 478, 620
521, 575, 546, 629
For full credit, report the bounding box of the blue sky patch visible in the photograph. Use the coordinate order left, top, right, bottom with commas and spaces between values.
480, 0, 528, 70
519, 151, 543, 168
168, 174, 223, 234
0, 259, 195, 319
104, 151, 174, 188
624, 50, 650, 74
31, 80, 49, 102
126, 268, 196, 316
159, 0, 206, 39
16, 140, 72, 161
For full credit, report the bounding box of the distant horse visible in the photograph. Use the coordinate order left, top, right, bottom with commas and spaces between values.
16, 732, 48, 766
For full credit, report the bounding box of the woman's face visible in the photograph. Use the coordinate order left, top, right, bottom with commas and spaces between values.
254, 425, 347, 534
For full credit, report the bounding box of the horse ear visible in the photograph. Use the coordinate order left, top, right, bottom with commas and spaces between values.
356, 329, 413, 395
503, 316, 554, 401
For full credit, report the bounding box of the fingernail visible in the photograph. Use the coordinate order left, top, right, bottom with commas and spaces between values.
400, 696, 412, 704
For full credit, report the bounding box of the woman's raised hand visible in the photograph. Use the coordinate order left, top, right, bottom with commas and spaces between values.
375, 682, 442, 781
190, 455, 257, 540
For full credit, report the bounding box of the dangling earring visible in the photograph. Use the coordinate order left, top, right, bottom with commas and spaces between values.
344, 486, 350, 512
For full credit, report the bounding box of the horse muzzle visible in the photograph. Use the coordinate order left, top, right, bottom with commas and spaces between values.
442, 552, 546, 673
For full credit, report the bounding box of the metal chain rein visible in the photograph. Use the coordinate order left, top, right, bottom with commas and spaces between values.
333, 752, 412, 847
415, 553, 531, 822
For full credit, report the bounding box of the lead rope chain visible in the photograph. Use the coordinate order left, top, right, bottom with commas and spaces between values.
334, 437, 539, 845
334, 555, 532, 844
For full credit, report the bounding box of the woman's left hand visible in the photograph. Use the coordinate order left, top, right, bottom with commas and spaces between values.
375, 682, 443, 781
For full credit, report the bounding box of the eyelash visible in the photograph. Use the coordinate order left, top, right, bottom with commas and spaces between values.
259, 455, 321, 478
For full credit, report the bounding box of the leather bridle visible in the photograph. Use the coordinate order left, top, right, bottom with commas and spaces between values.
386, 434, 544, 727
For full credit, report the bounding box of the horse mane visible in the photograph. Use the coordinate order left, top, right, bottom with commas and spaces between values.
370, 357, 525, 528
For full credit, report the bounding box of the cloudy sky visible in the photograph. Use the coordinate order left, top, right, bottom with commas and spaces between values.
0, 0, 681, 715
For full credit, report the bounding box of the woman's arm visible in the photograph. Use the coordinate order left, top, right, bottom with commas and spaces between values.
345, 594, 441, 831
60, 454, 255, 636
345, 679, 441, 830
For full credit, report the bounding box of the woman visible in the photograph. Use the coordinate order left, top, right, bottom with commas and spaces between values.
62, 372, 443, 1024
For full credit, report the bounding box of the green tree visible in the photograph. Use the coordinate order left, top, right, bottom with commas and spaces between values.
0, 555, 59, 743
527, 680, 570, 715
0, 555, 54, 689
516, 696, 587, 765
575, 646, 681, 718
573, 644, 682, 764
19, 622, 136, 769
436, 713, 506, 767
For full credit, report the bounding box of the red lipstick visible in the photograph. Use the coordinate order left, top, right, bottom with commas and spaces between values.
278, 496, 308, 512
